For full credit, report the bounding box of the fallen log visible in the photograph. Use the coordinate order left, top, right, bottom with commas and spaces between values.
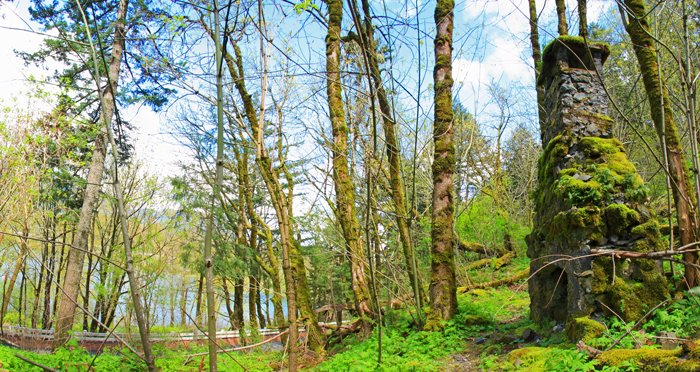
492, 252, 515, 270
457, 267, 530, 293
324, 319, 363, 348
454, 234, 508, 256
464, 257, 492, 271
464, 252, 515, 271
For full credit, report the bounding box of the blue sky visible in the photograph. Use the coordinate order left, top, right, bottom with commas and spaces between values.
0, 0, 615, 181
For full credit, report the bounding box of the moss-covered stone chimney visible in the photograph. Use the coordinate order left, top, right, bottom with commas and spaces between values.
527, 37, 668, 327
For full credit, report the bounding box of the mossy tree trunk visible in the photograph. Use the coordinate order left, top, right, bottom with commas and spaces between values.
248, 275, 259, 330
527, 0, 545, 136
236, 141, 286, 330
226, 40, 325, 353
622, 0, 700, 287
233, 278, 244, 330
427, 0, 458, 328
221, 278, 236, 330
201, 13, 325, 357
556, 0, 568, 35
324, 0, 374, 334
578, 0, 588, 37
254, 218, 286, 329
349, 0, 426, 310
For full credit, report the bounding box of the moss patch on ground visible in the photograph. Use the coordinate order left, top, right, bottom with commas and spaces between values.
566, 317, 606, 342
597, 347, 700, 371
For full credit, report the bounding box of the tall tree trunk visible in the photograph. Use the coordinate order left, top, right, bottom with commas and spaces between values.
222, 278, 236, 330
82, 221, 96, 331
325, 0, 374, 333
79, 1, 154, 366
555, 0, 568, 35
248, 276, 259, 331
180, 284, 188, 327
255, 279, 266, 329
33, 221, 50, 329
233, 278, 244, 330
236, 128, 280, 331
42, 216, 57, 329
427, 0, 458, 329
351, 0, 426, 310
578, 0, 588, 37
200, 0, 228, 368
194, 273, 204, 337
54, 0, 129, 348
622, 0, 700, 287
260, 286, 269, 328
255, 221, 285, 328
527, 0, 544, 136
227, 40, 324, 354
169, 276, 175, 327
51, 222, 70, 330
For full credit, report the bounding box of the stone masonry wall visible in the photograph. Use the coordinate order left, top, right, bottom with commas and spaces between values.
527, 37, 668, 325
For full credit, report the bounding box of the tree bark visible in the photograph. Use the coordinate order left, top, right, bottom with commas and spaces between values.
578, 0, 588, 37
256, 280, 266, 329
556, 0, 568, 35
254, 218, 285, 328
325, 0, 374, 333
228, 40, 324, 353
222, 278, 236, 330
427, 0, 458, 328
248, 276, 259, 330
233, 278, 244, 330
623, 0, 700, 287
54, 0, 129, 348
350, 0, 426, 311
527, 0, 545, 138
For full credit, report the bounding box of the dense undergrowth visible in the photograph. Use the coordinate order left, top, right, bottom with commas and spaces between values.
0, 341, 282, 371
316, 286, 531, 371
3, 202, 700, 371
6, 285, 700, 371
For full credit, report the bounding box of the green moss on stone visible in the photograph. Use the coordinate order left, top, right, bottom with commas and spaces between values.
597, 348, 700, 371
555, 175, 603, 204
538, 36, 610, 85
579, 137, 624, 156
604, 204, 641, 237
566, 316, 606, 342
507, 347, 549, 370
591, 261, 609, 294
606, 152, 637, 175
609, 276, 668, 321
631, 220, 663, 252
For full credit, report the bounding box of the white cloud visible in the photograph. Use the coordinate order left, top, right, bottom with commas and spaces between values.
455, 0, 614, 121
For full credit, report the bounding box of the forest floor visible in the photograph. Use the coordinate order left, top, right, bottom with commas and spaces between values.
2, 251, 700, 371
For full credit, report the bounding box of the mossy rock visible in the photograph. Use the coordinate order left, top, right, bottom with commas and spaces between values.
597, 348, 700, 371
591, 261, 610, 294
609, 276, 668, 321
604, 203, 641, 237
507, 347, 549, 370
566, 316, 606, 342
539, 36, 610, 85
